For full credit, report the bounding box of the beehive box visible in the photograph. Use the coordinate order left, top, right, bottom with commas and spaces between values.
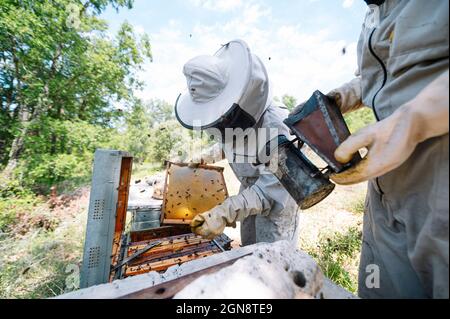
114, 162, 232, 278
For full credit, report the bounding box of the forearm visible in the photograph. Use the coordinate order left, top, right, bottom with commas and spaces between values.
328, 77, 363, 114
409, 69, 449, 143
221, 186, 270, 223
190, 182, 270, 239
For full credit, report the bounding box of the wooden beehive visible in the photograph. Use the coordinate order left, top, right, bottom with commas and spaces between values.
109, 162, 232, 280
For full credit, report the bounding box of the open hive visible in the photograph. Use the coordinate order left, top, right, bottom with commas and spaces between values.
111, 162, 232, 280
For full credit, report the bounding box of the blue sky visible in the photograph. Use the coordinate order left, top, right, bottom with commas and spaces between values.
101, 0, 368, 105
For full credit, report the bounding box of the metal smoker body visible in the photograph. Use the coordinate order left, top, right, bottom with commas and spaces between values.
266, 91, 361, 209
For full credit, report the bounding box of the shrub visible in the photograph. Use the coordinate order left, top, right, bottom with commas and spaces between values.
344, 107, 376, 134
17, 152, 93, 194
347, 197, 366, 215
308, 227, 362, 293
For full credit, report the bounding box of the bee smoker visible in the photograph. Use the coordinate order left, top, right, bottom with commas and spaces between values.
264, 90, 361, 209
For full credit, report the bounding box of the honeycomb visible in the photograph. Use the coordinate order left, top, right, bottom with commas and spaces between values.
162, 163, 228, 223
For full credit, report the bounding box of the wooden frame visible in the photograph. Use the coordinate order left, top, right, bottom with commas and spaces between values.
161, 162, 229, 225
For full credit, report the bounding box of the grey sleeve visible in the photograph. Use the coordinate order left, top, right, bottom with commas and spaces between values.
247, 168, 293, 218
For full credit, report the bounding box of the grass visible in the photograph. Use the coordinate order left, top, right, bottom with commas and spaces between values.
0, 160, 164, 299
0, 216, 86, 298
131, 162, 162, 180
348, 198, 365, 214
0, 191, 86, 299
345, 194, 366, 215
307, 227, 362, 294
297, 179, 367, 295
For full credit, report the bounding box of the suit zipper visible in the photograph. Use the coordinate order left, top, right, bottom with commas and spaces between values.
368, 28, 386, 196
368, 28, 387, 122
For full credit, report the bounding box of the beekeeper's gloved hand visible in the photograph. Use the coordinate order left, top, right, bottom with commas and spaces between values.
289, 77, 363, 116
331, 70, 449, 185
188, 144, 224, 168
327, 77, 364, 114
190, 188, 268, 239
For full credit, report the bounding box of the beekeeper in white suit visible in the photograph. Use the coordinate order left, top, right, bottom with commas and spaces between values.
174, 39, 299, 245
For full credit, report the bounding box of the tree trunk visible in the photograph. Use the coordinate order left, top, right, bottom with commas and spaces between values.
1, 38, 24, 178
2, 43, 61, 178
2, 107, 30, 177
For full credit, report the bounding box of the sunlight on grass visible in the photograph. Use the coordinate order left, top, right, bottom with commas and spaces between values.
306, 228, 362, 294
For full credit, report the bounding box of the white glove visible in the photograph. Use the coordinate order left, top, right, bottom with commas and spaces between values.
327, 77, 364, 114
289, 78, 363, 116
331, 70, 449, 185
188, 143, 224, 167
190, 188, 267, 239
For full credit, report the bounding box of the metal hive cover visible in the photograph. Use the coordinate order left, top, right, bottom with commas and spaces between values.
162, 162, 229, 224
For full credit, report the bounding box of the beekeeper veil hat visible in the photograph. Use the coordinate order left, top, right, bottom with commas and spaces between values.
175, 39, 272, 132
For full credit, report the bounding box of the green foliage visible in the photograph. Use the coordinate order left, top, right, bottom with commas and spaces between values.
0, 0, 152, 191
282, 95, 297, 112
0, 111, 15, 167
121, 101, 153, 164
18, 153, 91, 192
14, 119, 122, 192
146, 99, 174, 124
344, 107, 376, 134
308, 227, 362, 293
0, 220, 84, 298
0, 195, 41, 232
149, 120, 188, 166
118, 99, 175, 164
0, 176, 36, 231
347, 196, 366, 215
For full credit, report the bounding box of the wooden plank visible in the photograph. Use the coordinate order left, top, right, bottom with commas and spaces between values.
128, 233, 197, 247
110, 156, 133, 280
128, 236, 208, 252
112, 240, 162, 272
120, 254, 251, 299
163, 219, 192, 225
130, 225, 190, 242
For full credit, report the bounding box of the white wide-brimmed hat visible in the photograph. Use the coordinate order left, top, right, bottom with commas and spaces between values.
175, 39, 272, 131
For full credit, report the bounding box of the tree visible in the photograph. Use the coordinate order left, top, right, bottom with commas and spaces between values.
122, 99, 153, 164
282, 95, 297, 112
344, 107, 376, 134
146, 99, 174, 125
149, 120, 188, 166
0, 0, 152, 187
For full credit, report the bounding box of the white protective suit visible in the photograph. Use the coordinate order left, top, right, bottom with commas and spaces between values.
190, 95, 300, 245
175, 40, 300, 246
223, 104, 300, 246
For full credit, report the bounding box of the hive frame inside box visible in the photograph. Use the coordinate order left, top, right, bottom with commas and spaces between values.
112, 161, 232, 280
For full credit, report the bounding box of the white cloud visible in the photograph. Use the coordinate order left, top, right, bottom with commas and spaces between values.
343, 0, 355, 8
242, 3, 271, 24
190, 0, 242, 12
134, 25, 145, 35
135, 1, 359, 106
